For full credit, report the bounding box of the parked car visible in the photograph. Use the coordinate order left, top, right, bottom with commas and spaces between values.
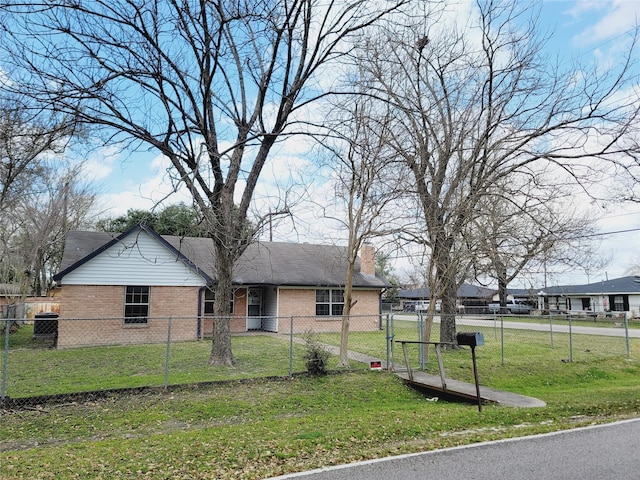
403, 301, 416, 312
415, 300, 442, 312
487, 300, 533, 314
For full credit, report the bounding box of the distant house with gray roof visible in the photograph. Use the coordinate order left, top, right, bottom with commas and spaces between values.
52, 224, 389, 347
538, 276, 640, 318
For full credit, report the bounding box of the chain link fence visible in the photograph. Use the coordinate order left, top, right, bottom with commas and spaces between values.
388, 312, 637, 384
2, 312, 637, 408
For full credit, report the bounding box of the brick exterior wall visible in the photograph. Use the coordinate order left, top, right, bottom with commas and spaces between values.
56, 285, 382, 347
57, 285, 200, 348
278, 288, 316, 317
278, 287, 381, 333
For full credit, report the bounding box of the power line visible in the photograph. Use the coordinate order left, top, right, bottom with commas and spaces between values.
569, 227, 640, 240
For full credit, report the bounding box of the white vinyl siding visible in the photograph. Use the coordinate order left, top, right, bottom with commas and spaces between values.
61, 231, 206, 286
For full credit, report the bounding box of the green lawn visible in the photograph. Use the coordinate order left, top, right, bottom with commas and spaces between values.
1, 366, 640, 479
2, 320, 640, 479
1, 325, 370, 398
1, 319, 636, 399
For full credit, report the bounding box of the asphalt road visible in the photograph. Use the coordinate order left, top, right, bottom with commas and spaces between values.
399, 314, 640, 338
268, 419, 640, 480
456, 317, 640, 337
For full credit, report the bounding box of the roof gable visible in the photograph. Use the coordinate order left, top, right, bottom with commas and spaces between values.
55, 226, 212, 286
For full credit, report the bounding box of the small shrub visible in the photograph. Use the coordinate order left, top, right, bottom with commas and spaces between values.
302, 332, 329, 376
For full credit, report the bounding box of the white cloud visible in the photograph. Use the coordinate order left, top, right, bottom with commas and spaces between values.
76, 145, 120, 182
94, 151, 194, 217
570, 0, 640, 46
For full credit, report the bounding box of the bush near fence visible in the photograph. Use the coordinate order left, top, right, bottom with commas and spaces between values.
1, 313, 637, 408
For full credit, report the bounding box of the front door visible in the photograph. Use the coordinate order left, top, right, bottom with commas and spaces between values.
247, 288, 262, 330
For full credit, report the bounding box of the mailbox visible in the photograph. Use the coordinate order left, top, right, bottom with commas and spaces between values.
456, 331, 484, 347
456, 331, 485, 411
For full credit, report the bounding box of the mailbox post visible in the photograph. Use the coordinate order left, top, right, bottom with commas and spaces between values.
456, 332, 485, 412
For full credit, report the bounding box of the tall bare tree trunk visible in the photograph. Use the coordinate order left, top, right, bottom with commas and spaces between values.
339, 265, 354, 367
210, 241, 235, 366
434, 239, 457, 344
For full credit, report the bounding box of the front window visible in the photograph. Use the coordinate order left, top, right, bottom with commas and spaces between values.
204, 289, 215, 315
611, 295, 627, 312
203, 288, 234, 315
124, 286, 149, 324
316, 289, 344, 316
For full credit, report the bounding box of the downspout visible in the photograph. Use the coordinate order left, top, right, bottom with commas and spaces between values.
197, 286, 207, 340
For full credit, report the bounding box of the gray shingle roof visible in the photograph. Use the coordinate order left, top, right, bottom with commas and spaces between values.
56, 227, 389, 289
540, 276, 640, 296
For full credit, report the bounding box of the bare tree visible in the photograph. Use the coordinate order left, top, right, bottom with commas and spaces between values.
469, 178, 605, 309
625, 258, 640, 277
0, 0, 407, 365
320, 97, 402, 367
0, 92, 74, 214
361, 1, 640, 342
0, 91, 79, 297
3, 166, 96, 296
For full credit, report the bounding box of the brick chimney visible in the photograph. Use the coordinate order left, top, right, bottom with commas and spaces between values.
360, 243, 375, 276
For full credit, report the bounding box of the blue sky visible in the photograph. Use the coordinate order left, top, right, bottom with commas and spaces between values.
83, 0, 640, 287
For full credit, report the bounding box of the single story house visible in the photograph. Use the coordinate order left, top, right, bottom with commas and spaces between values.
538, 276, 640, 318
52, 224, 389, 348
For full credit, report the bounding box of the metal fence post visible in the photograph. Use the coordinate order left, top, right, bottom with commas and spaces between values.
549, 313, 554, 349
568, 315, 573, 362
418, 312, 425, 370
493, 310, 498, 340
500, 314, 505, 366
164, 316, 172, 389
2, 319, 9, 401
624, 314, 630, 358
386, 314, 393, 371
288, 316, 294, 378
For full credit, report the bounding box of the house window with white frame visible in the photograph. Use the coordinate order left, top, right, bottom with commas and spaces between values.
612, 295, 626, 312
203, 288, 234, 315
124, 286, 150, 324
316, 289, 344, 316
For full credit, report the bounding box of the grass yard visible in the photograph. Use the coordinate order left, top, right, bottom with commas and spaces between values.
311, 318, 635, 370
1, 325, 368, 398
2, 365, 640, 480
2, 320, 640, 479
1, 319, 636, 399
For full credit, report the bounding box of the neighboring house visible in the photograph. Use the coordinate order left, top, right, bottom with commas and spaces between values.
538, 276, 640, 318
52, 224, 389, 348
398, 283, 496, 313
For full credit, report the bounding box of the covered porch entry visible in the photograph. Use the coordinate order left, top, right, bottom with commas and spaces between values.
245, 287, 278, 332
